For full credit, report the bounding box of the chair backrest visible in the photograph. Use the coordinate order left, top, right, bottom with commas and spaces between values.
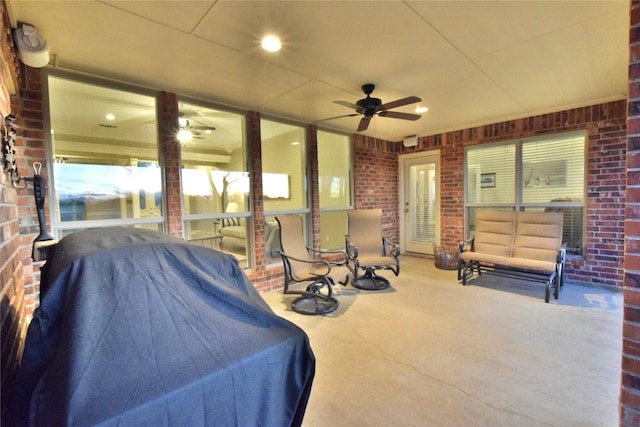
348, 209, 384, 257
276, 215, 311, 281
512, 211, 563, 263
473, 210, 516, 257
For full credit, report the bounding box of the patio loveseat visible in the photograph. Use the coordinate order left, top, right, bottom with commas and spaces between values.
457, 210, 565, 303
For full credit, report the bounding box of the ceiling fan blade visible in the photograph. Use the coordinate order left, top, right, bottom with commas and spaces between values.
191, 125, 216, 131
379, 96, 421, 111
357, 116, 371, 131
378, 111, 422, 121
334, 100, 359, 110
315, 113, 360, 123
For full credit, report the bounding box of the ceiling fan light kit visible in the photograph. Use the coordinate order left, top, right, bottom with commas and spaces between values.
319, 83, 422, 132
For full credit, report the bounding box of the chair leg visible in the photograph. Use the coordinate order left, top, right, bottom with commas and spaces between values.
352, 268, 390, 291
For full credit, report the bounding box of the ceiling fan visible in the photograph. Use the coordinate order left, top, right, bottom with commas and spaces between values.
319, 84, 422, 131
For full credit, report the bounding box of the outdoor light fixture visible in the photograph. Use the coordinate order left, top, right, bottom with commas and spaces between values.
13, 23, 50, 68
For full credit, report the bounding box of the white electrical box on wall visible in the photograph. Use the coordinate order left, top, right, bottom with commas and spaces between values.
403, 135, 418, 147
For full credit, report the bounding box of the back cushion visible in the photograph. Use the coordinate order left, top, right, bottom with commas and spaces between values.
473, 210, 516, 257
512, 212, 563, 263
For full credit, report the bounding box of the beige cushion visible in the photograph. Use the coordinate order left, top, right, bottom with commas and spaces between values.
460, 251, 507, 266
473, 210, 516, 257
511, 211, 563, 264
465, 211, 563, 274
504, 257, 557, 274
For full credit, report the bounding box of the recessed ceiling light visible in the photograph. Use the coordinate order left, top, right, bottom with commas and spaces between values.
416, 106, 429, 113
261, 35, 281, 52
105, 113, 115, 121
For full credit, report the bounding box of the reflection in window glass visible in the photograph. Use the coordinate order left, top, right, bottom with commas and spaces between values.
179, 101, 249, 267
48, 75, 162, 234
261, 119, 307, 264
318, 131, 352, 250
466, 143, 516, 205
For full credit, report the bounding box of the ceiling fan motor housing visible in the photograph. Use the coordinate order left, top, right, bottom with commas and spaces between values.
356, 97, 382, 116
320, 82, 421, 130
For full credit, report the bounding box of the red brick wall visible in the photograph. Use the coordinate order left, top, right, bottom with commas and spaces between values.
1, 1, 30, 424
621, 1, 640, 424
352, 134, 402, 242
1, 64, 47, 427
399, 101, 627, 288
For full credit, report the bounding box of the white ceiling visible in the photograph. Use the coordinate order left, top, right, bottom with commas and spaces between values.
6, 0, 629, 142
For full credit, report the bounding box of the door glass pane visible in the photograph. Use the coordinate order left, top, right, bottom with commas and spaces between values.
48, 75, 162, 232
410, 164, 436, 244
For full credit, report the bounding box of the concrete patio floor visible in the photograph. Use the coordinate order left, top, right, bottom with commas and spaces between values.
261, 254, 623, 426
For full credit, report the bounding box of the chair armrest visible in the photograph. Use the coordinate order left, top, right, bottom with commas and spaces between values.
279, 251, 333, 275
382, 237, 399, 257
345, 236, 359, 260
308, 247, 349, 266
459, 237, 475, 253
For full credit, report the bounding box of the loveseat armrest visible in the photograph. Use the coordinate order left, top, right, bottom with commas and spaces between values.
459, 237, 475, 253
557, 244, 567, 264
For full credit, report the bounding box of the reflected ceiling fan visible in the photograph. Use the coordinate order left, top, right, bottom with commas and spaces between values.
178, 112, 216, 140
318, 84, 422, 131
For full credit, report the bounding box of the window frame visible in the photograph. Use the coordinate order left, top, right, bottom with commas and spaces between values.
260, 117, 310, 264
178, 99, 252, 267
317, 129, 354, 251
43, 70, 165, 237
464, 130, 587, 256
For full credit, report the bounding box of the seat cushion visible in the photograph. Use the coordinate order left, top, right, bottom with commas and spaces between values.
503, 257, 557, 274
357, 255, 396, 268
460, 251, 507, 266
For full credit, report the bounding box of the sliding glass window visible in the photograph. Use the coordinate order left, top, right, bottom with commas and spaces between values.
179, 101, 250, 268
464, 131, 586, 255
261, 119, 308, 264
317, 130, 352, 251
46, 74, 162, 236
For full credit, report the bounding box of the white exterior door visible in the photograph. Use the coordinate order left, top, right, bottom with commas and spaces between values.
400, 152, 440, 255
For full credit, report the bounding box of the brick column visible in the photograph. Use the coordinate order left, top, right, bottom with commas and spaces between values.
159, 92, 182, 237
248, 111, 266, 267
621, 1, 640, 425
308, 124, 320, 249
